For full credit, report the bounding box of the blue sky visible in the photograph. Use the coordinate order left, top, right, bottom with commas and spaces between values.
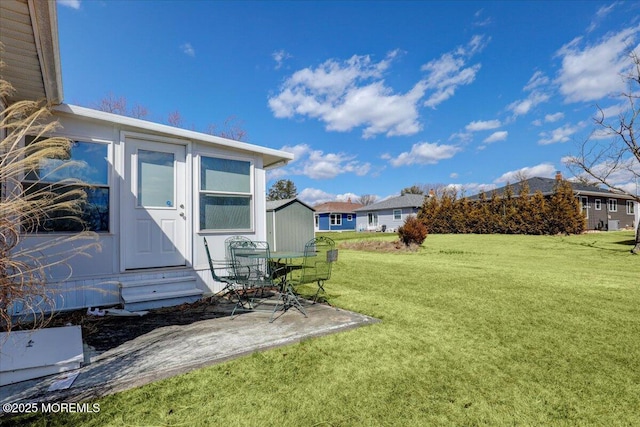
56, 1, 640, 205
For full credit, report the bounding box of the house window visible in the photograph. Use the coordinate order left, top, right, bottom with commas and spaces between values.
22, 137, 110, 232
627, 201, 635, 215
330, 214, 342, 226
579, 197, 588, 219
608, 199, 618, 212
347, 214, 353, 221
595, 199, 601, 210
199, 156, 252, 231
368, 212, 378, 226
393, 209, 402, 220
315, 215, 319, 227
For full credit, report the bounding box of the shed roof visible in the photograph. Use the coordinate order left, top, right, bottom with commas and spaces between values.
467, 177, 634, 200
266, 198, 315, 212
314, 201, 364, 213
353, 194, 426, 212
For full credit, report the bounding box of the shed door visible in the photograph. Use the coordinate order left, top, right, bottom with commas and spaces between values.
122, 138, 187, 269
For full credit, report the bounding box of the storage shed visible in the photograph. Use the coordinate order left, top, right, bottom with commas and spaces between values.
266, 198, 315, 252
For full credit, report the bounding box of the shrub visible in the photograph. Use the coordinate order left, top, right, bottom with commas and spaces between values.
398, 216, 428, 246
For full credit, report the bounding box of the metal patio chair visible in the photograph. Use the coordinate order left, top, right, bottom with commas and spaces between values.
204, 237, 241, 301
290, 236, 337, 303
228, 240, 289, 321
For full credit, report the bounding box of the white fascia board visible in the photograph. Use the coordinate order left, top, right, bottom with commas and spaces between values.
52, 104, 294, 167
29, 0, 64, 105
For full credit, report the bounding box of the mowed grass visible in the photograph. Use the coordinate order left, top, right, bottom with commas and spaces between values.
16, 232, 640, 426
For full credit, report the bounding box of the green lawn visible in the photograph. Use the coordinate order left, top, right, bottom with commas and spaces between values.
17, 232, 640, 426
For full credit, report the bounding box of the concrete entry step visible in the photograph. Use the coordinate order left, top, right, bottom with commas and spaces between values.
119, 275, 204, 311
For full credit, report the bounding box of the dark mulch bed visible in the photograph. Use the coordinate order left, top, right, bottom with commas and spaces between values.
9, 297, 230, 353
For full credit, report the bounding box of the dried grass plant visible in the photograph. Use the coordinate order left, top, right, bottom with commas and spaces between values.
1, 73, 100, 334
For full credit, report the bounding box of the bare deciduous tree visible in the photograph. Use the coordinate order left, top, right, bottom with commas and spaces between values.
207, 115, 248, 141
357, 194, 377, 206
565, 51, 640, 254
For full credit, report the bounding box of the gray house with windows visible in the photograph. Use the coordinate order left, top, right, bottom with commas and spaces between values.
468, 176, 638, 231
354, 194, 426, 232
0, 1, 293, 312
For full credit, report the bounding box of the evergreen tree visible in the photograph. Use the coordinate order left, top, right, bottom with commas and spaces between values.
267, 179, 297, 201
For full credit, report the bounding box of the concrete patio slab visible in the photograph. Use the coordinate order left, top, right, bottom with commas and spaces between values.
0, 301, 378, 408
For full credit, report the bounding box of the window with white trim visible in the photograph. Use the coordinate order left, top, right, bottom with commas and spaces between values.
393, 209, 402, 220
315, 215, 319, 227
347, 214, 353, 221
627, 201, 635, 215
22, 137, 110, 232
608, 199, 618, 212
199, 156, 252, 231
595, 199, 601, 210
330, 214, 342, 225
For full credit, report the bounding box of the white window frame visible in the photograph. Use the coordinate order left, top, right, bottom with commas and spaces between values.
594, 199, 601, 210
627, 200, 635, 215
198, 154, 254, 232
579, 196, 588, 219
315, 214, 319, 227
21, 136, 112, 233
368, 212, 378, 227
608, 199, 618, 212
393, 209, 402, 221
330, 213, 342, 226
347, 214, 353, 221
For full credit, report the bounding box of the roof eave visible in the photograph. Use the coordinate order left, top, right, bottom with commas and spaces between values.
53, 104, 294, 166
29, 0, 63, 105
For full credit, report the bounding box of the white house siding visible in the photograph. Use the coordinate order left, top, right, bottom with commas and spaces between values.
14, 109, 281, 311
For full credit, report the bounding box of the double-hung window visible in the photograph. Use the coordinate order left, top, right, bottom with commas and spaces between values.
199, 156, 252, 231
627, 200, 635, 215
608, 199, 618, 212
330, 214, 342, 226
594, 199, 601, 210
22, 137, 110, 232
393, 209, 402, 220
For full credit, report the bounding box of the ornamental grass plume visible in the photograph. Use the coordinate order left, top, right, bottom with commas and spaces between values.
0, 72, 99, 334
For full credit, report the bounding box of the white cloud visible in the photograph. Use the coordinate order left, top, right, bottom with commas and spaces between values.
465, 119, 501, 132
298, 188, 363, 206
507, 92, 550, 116
450, 172, 459, 179
587, 2, 620, 32
563, 156, 640, 194
555, 26, 640, 103
278, 143, 370, 179
523, 71, 550, 91
422, 35, 489, 108
57, 0, 81, 9
269, 36, 488, 138
545, 112, 565, 123
483, 131, 508, 143
272, 49, 292, 70
388, 141, 461, 167
494, 163, 556, 184
180, 43, 195, 57
269, 50, 426, 138
538, 123, 581, 145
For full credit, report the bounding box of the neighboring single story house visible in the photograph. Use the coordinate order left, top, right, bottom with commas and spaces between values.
1, 0, 293, 312
266, 198, 315, 252
354, 194, 425, 232
313, 200, 363, 231
468, 175, 638, 231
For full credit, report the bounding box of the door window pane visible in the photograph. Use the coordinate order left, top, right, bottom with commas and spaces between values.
138, 150, 174, 207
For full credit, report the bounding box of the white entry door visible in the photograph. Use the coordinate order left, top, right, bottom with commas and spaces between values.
123, 138, 187, 269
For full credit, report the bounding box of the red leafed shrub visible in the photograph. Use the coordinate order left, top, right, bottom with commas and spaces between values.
397, 216, 428, 246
